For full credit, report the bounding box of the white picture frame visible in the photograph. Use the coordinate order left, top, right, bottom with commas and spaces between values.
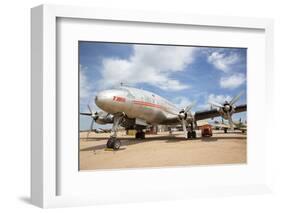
31, 4, 274, 208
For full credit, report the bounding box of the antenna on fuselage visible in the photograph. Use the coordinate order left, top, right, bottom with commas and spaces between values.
119, 82, 133, 88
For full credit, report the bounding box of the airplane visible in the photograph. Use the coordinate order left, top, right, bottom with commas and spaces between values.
212, 118, 247, 133
81, 85, 246, 150
234, 118, 247, 133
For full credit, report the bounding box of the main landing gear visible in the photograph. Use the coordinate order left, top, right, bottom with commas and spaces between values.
182, 119, 197, 139
187, 130, 196, 139
188, 122, 197, 139
135, 130, 145, 139
106, 114, 124, 150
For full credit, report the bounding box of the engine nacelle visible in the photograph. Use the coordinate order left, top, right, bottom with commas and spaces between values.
95, 112, 113, 124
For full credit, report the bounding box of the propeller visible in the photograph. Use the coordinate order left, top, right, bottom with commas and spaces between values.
230, 91, 243, 105
165, 102, 195, 138
178, 102, 195, 120
209, 92, 244, 131
86, 104, 100, 139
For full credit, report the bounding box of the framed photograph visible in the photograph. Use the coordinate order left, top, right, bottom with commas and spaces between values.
31, 4, 274, 208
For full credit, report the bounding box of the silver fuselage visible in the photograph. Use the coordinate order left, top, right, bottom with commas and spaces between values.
95, 86, 185, 125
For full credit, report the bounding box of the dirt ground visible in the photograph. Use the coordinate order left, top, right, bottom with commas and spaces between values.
79, 130, 247, 170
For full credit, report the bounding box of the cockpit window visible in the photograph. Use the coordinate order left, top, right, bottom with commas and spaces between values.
119, 87, 135, 99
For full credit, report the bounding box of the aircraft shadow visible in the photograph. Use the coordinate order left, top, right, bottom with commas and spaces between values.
80, 135, 246, 151
201, 137, 218, 142
80, 139, 142, 151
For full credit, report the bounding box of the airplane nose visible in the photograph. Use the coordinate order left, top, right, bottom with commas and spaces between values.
95, 90, 112, 108
95, 89, 127, 112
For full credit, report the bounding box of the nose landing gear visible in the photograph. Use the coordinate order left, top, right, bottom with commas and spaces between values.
106, 113, 124, 150
106, 137, 121, 150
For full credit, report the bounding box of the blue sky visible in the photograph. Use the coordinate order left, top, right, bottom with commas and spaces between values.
79, 42, 247, 130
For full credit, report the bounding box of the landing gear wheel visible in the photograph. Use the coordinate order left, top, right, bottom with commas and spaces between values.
187, 131, 192, 139
106, 137, 115, 149
140, 132, 145, 139
192, 131, 196, 138
112, 139, 121, 150
135, 131, 145, 139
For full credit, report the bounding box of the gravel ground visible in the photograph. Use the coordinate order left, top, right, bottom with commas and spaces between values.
79, 130, 246, 170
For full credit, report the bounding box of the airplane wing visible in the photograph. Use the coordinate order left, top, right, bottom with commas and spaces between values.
80, 112, 92, 116
194, 109, 221, 121
233, 104, 247, 113
194, 104, 247, 121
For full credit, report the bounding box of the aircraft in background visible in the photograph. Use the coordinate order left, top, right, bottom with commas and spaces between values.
212, 118, 247, 133
81, 86, 246, 150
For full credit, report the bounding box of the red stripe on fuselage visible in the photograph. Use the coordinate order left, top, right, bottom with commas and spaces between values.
113, 96, 126, 102
132, 100, 165, 110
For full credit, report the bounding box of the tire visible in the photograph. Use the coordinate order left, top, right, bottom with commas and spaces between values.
112, 139, 121, 150
187, 132, 191, 139
140, 132, 145, 139
192, 131, 196, 138
135, 132, 139, 139
224, 128, 227, 133
106, 138, 114, 148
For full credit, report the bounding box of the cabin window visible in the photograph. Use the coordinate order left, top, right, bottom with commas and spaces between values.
126, 92, 135, 99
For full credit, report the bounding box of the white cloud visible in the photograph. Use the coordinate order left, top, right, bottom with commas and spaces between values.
195, 93, 232, 110
99, 45, 195, 91
220, 73, 246, 89
80, 65, 90, 99
80, 65, 101, 112
207, 51, 239, 72
208, 94, 232, 105
173, 96, 193, 109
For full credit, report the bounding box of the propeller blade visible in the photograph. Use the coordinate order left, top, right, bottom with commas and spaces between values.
230, 91, 244, 105
182, 120, 187, 138
184, 102, 195, 113
87, 118, 95, 139
209, 101, 224, 108
227, 111, 234, 131
90, 118, 95, 130
87, 104, 93, 114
